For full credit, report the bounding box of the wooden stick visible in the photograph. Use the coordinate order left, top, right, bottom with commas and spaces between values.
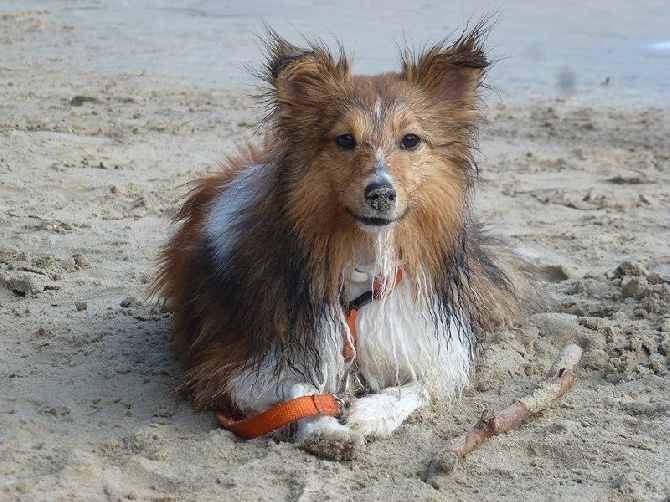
426, 343, 582, 480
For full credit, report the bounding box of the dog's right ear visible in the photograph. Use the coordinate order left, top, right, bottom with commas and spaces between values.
262, 29, 350, 110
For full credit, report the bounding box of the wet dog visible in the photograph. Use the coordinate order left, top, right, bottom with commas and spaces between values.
157, 26, 538, 460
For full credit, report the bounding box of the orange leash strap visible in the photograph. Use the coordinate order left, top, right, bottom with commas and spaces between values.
344, 308, 358, 362
216, 394, 341, 440
344, 266, 403, 362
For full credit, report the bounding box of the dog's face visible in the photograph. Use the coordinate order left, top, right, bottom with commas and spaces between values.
319, 80, 430, 230
264, 31, 488, 236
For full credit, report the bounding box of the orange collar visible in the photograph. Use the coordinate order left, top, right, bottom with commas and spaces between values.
217, 267, 404, 439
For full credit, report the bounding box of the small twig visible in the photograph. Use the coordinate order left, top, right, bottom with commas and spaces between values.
426, 343, 582, 481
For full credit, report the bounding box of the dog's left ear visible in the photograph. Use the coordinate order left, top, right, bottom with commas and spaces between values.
401, 27, 489, 107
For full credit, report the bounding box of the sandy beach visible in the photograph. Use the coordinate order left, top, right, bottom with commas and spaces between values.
1, 3, 669, 501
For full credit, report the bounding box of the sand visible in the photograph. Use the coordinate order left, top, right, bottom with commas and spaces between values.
1, 7, 669, 502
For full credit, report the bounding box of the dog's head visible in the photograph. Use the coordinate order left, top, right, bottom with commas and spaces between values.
262, 27, 488, 237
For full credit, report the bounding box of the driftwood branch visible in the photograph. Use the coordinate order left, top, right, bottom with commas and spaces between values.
426, 343, 583, 482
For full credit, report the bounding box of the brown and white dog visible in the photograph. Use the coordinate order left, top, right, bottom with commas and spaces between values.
157, 26, 538, 460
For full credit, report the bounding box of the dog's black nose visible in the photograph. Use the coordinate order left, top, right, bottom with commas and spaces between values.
364, 182, 396, 211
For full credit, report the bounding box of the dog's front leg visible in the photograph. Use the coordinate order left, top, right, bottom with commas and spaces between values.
289, 383, 365, 461
346, 382, 428, 438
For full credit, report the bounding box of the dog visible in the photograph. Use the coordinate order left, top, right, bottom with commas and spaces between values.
156, 25, 539, 460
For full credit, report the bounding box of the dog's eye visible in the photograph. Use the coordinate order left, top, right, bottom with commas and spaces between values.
335, 134, 356, 150
400, 134, 421, 150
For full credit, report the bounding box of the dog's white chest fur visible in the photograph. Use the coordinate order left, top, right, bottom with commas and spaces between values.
343, 264, 471, 396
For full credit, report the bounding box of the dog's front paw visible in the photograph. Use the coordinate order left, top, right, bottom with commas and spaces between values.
347, 384, 427, 438
299, 427, 365, 461
296, 417, 365, 461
